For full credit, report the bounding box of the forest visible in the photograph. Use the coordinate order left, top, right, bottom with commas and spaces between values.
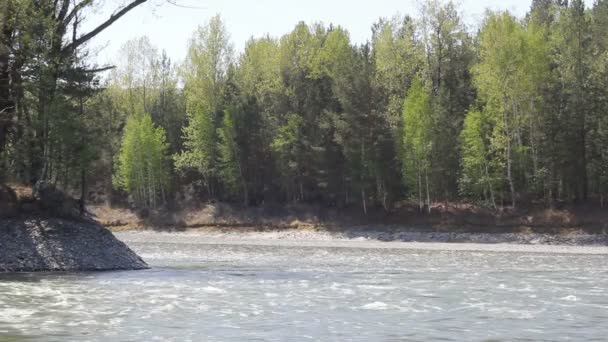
1, 0, 608, 214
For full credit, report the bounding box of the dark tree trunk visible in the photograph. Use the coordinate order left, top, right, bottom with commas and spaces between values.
0, 14, 14, 157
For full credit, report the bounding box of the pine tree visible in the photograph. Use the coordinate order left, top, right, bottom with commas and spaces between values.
217, 105, 249, 205
270, 112, 304, 202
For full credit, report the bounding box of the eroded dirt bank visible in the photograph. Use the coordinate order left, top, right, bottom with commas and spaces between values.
92, 202, 608, 246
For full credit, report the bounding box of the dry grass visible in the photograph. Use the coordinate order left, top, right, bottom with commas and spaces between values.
6, 183, 33, 202
88, 205, 142, 228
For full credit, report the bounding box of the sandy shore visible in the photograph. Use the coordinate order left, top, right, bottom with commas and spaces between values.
115, 230, 608, 255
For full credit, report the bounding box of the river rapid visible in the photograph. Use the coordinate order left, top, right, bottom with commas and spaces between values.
1, 230, 608, 341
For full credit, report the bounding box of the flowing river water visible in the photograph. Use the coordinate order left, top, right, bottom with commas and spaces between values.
1, 231, 608, 341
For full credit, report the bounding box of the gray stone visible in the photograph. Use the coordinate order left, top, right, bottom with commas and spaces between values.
0, 218, 148, 272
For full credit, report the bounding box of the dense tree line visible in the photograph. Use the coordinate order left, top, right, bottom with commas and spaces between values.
0, 0, 151, 206
2, 0, 608, 212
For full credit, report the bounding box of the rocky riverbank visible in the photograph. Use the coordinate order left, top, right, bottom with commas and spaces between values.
115, 225, 608, 247
0, 218, 148, 272
115, 229, 608, 255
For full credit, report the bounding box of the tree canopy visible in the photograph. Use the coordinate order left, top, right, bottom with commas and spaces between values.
3, 0, 608, 210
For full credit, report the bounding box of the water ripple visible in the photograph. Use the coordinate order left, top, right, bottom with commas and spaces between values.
1, 236, 607, 341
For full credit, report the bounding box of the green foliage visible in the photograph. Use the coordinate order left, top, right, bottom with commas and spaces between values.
401, 76, 432, 208
331, 43, 382, 211
175, 15, 233, 193
420, 1, 476, 198
459, 109, 501, 206
372, 15, 422, 126
174, 102, 217, 179
238, 37, 281, 107
589, 0, 608, 202
181, 15, 233, 116
270, 112, 304, 200
472, 11, 550, 205
548, 0, 593, 201
116, 114, 170, 208
217, 105, 247, 202
7, 0, 608, 212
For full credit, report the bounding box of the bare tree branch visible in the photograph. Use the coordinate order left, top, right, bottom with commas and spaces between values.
63, 0, 95, 28
84, 65, 116, 73
62, 0, 148, 54
165, 0, 205, 9
56, 0, 72, 22
0, 106, 14, 114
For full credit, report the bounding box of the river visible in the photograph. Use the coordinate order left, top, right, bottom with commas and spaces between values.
1, 231, 608, 341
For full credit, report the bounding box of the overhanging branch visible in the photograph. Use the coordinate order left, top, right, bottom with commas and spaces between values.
62, 0, 95, 28
62, 0, 148, 54
84, 65, 116, 73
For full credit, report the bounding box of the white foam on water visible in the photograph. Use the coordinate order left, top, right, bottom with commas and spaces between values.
358, 285, 397, 290
561, 295, 579, 301
201, 286, 226, 294
361, 301, 389, 310
0, 308, 37, 322
196, 304, 210, 312
341, 288, 355, 295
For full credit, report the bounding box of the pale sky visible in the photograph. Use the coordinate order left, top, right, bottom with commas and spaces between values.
81, 0, 589, 67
